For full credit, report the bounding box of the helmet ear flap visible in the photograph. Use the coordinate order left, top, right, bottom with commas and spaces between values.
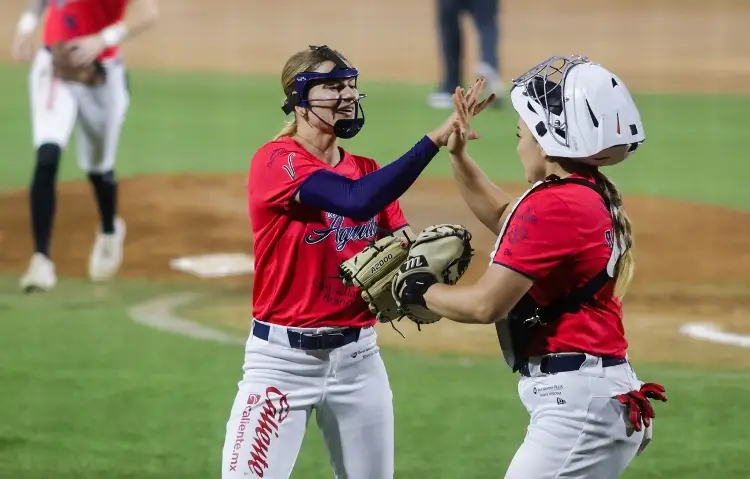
282, 91, 301, 115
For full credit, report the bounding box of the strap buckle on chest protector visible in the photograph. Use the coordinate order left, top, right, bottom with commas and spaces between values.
523, 309, 545, 327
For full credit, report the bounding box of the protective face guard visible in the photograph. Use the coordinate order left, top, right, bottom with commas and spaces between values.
281, 45, 367, 139
511, 55, 589, 152
510, 55, 644, 163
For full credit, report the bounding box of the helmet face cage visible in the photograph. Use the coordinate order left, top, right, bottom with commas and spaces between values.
282, 45, 366, 114
291, 68, 366, 110
511, 55, 591, 151
281, 45, 367, 139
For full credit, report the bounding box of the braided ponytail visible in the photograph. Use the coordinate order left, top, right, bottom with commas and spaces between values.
592, 170, 635, 298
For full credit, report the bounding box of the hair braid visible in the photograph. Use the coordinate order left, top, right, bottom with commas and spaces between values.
592, 170, 635, 298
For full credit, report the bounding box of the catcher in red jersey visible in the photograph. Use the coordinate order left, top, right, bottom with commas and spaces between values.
220, 45, 491, 478
392, 59, 668, 478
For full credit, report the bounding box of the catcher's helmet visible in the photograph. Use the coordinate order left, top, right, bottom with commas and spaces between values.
510, 55, 645, 166
281, 45, 366, 139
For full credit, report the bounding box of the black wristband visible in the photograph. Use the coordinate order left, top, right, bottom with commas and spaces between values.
400, 272, 438, 307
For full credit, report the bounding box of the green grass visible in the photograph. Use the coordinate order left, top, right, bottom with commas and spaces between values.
1, 62, 750, 478
0, 277, 748, 478
0, 64, 749, 207
0, 278, 750, 479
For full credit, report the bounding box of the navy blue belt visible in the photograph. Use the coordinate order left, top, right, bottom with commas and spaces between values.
252, 321, 363, 350
519, 354, 627, 377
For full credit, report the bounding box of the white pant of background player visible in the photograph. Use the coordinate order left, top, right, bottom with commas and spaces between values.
504, 355, 651, 479
20, 47, 130, 290
221, 319, 394, 478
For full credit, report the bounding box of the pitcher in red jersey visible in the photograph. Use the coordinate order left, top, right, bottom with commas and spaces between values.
220, 45, 494, 478
393, 58, 668, 478
10, 0, 159, 292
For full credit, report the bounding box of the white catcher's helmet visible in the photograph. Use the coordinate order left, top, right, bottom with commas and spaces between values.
510, 55, 645, 166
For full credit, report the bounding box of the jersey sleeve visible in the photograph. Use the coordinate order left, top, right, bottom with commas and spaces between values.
492, 191, 578, 280
250, 146, 328, 209
379, 200, 408, 234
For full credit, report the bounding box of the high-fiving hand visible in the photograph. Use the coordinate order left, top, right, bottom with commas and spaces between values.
447, 78, 496, 155
430, 78, 496, 149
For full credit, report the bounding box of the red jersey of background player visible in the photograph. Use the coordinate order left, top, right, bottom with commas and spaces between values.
248, 137, 408, 329
493, 174, 628, 358
43, 0, 127, 61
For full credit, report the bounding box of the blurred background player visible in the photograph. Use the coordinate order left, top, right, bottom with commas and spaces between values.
429, 0, 504, 109
10, 0, 160, 292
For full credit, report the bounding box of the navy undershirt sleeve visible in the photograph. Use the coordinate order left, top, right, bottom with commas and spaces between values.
297, 135, 439, 221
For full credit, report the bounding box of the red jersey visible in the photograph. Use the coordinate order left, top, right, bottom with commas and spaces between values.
248, 137, 408, 329
492, 174, 628, 358
43, 0, 127, 61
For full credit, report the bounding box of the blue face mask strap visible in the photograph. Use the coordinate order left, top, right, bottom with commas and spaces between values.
280, 45, 367, 139
281, 45, 358, 115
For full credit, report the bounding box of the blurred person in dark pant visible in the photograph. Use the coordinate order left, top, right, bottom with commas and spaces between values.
429, 0, 503, 109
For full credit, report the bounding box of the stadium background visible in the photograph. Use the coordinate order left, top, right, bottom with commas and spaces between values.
0, 0, 749, 477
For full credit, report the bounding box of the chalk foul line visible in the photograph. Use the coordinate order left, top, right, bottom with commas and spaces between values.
678, 322, 750, 349
126, 295, 750, 380
128, 292, 244, 345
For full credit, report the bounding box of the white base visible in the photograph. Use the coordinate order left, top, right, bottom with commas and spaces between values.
169, 253, 255, 278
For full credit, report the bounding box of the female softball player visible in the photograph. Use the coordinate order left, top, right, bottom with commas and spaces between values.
11, 0, 159, 292
394, 57, 668, 478
220, 45, 491, 478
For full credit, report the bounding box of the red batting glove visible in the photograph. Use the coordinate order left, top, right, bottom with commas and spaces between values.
616, 382, 667, 432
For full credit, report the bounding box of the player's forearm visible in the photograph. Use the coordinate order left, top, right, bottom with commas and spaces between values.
423, 283, 497, 324
298, 136, 439, 221
449, 151, 513, 235
100, 0, 159, 47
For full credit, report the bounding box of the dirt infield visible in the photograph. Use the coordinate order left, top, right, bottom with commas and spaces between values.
0, 0, 749, 364
1, 175, 749, 366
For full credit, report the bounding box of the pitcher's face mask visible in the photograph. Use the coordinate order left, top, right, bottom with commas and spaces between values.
281, 45, 367, 139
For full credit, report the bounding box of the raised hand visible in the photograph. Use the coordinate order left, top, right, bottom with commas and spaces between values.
447, 78, 496, 155
430, 78, 496, 148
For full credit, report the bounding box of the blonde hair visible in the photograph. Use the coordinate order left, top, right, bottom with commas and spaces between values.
273, 46, 349, 140
591, 171, 635, 298
548, 156, 635, 298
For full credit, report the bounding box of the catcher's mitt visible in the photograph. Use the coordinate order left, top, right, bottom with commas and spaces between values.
339, 234, 411, 323
392, 224, 473, 324
50, 42, 106, 86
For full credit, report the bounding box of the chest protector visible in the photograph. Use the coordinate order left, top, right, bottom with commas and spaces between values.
492, 175, 625, 372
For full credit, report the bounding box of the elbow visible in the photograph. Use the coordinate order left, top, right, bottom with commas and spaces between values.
474, 297, 512, 325
343, 206, 377, 222
338, 198, 380, 221
473, 303, 498, 324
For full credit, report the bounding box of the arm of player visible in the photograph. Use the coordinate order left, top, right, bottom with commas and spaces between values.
419, 192, 575, 324
66, 0, 160, 67
295, 135, 439, 221
11, 0, 48, 62
450, 149, 517, 235
114, 0, 161, 44
295, 79, 498, 221
423, 264, 533, 324
445, 83, 516, 235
